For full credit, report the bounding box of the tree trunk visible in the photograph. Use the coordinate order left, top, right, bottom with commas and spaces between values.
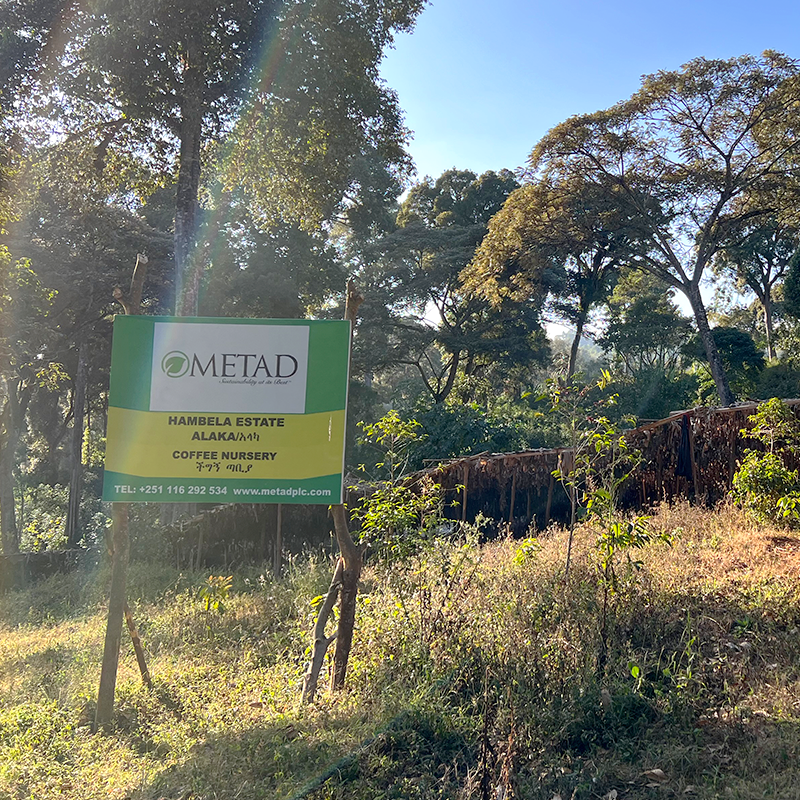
0, 442, 18, 555
763, 292, 774, 361
66, 340, 88, 548
0, 380, 24, 555
95, 254, 149, 729
174, 37, 204, 317
567, 309, 587, 379
298, 281, 363, 704
330, 504, 361, 691
434, 349, 460, 404
329, 281, 365, 691
165, 44, 205, 523
685, 281, 736, 407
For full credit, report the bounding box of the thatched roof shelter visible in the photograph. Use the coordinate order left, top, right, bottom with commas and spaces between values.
404, 400, 800, 533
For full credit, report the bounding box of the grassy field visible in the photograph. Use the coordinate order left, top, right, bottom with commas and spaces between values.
1, 502, 800, 799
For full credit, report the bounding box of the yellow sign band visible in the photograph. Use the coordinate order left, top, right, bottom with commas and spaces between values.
106, 407, 346, 480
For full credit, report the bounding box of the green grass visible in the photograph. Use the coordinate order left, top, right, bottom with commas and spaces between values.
1, 503, 800, 798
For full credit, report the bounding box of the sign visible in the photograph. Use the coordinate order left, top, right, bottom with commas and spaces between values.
102, 316, 350, 504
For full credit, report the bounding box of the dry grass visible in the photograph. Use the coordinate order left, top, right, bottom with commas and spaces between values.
1, 504, 799, 799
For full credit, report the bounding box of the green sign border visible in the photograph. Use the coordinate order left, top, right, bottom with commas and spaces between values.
103, 316, 350, 504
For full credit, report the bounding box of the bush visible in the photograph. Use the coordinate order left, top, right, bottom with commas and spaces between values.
731, 398, 800, 525
408, 400, 529, 468
19, 484, 68, 551
757, 363, 800, 400
732, 450, 799, 524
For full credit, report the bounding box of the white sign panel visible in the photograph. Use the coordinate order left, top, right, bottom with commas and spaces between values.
149, 322, 310, 413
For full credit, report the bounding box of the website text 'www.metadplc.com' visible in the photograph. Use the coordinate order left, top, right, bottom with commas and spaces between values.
232, 487, 332, 498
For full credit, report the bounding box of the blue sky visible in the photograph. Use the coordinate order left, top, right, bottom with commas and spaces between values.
380, 0, 800, 181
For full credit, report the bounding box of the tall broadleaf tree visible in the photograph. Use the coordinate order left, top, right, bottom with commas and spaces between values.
30, 0, 424, 313
714, 214, 799, 360
600, 270, 693, 380
466, 175, 646, 378
521, 52, 800, 405
354, 169, 550, 403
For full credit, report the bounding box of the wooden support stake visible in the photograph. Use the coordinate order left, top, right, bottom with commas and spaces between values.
728, 425, 738, 484
299, 280, 365, 704
95, 503, 129, 730
687, 416, 702, 498
124, 603, 152, 690
195, 516, 205, 571
94, 254, 148, 732
508, 472, 517, 526
656, 443, 664, 501
298, 279, 363, 701
329, 504, 361, 692
259, 506, 267, 562
461, 464, 469, 523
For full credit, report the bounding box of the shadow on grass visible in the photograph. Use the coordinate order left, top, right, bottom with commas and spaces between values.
138, 702, 474, 800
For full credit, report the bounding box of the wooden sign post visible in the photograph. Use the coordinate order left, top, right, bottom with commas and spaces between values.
95, 255, 147, 731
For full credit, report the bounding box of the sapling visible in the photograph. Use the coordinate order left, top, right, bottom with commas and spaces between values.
732, 398, 800, 525
197, 574, 232, 634
547, 373, 671, 671
545, 370, 629, 579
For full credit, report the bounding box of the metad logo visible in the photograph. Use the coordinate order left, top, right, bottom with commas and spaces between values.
161, 351, 299, 379
161, 351, 190, 378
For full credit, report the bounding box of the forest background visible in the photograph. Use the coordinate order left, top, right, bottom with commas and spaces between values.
4, 0, 800, 555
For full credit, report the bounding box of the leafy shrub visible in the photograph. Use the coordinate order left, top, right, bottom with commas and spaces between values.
691, 326, 765, 403
19, 483, 68, 551
757, 363, 800, 400
732, 398, 800, 524
352, 477, 447, 561
407, 400, 529, 468
733, 451, 799, 524
351, 411, 450, 561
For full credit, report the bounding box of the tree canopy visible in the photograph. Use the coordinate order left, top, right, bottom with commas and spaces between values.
523, 52, 800, 405
466, 176, 646, 377
352, 168, 549, 404
21, 0, 425, 312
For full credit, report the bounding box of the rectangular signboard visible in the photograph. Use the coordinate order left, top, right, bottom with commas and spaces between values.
102, 316, 350, 504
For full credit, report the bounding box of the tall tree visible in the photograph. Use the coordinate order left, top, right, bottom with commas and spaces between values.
0, 0, 69, 115
714, 215, 799, 360
354, 169, 549, 403
0, 140, 172, 548
31, 0, 424, 313
466, 176, 643, 378
600, 269, 693, 381
521, 53, 800, 406
599, 271, 696, 420
200, 196, 345, 319
0, 258, 61, 553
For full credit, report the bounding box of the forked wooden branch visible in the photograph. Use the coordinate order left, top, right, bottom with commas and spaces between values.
300, 558, 343, 705
329, 282, 364, 691
300, 279, 364, 704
